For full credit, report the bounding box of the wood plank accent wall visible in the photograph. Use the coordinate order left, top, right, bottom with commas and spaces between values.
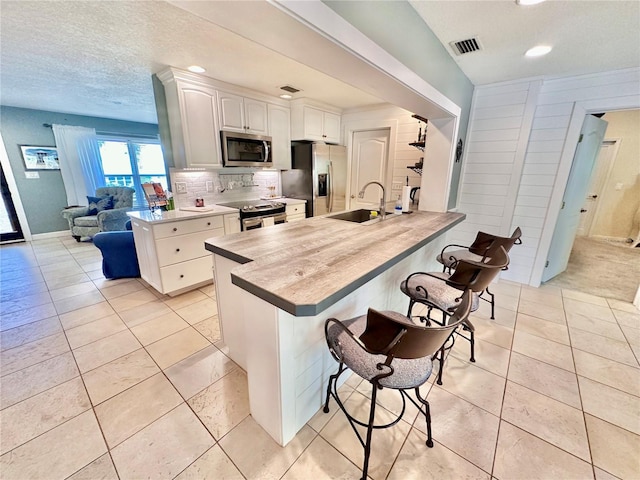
451, 67, 640, 286
449, 79, 540, 284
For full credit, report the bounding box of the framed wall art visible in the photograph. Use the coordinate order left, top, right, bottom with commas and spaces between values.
20, 145, 60, 170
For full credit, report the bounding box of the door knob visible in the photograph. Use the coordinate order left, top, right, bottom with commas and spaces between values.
580, 209, 587, 213
589, 195, 598, 199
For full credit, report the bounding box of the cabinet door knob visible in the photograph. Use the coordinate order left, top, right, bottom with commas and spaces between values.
173, 227, 177, 232
180, 274, 184, 278
176, 248, 180, 252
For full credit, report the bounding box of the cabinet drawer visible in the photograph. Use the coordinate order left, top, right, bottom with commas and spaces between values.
287, 213, 305, 223
285, 204, 305, 216
160, 255, 213, 294
156, 228, 224, 267
154, 215, 224, 239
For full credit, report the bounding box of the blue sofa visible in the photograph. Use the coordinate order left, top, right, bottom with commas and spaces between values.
93, 221, 141, 279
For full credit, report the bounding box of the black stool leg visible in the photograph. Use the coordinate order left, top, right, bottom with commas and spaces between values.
361, 383, 378, 480
469, 330, 476, 363
323, 363, 345, 413
406, 299, 415, 318
415, 386, 434, 448
485, 286, 496, 320
436, 345, 445, 385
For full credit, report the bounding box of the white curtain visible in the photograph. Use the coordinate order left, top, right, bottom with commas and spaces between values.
52, 125, 104, 206
76, 135, 104, 195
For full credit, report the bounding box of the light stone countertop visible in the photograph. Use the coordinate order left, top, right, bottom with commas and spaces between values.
127, 205, 239, 224
205, 210, 465, 316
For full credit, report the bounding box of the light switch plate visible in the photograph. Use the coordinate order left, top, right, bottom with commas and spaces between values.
175, 182, 187, 194
206, 181, 213, 192
392, 182, 403, 191
25, 171, 40, 179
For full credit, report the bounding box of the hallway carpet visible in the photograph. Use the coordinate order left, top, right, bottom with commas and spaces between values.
546, 236, 640, 302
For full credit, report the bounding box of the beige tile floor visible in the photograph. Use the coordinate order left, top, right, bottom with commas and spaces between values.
1, 237, 639, 479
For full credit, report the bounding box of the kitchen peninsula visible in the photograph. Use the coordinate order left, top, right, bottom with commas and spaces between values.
205, 210, 465, 446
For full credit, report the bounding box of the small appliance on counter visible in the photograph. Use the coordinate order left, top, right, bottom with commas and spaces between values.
281, 142, 347, 218
217, 200, 286, 231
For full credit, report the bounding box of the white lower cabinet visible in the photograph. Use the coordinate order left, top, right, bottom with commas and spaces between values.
130, 212, 238, 296
286, 204, 306, 222
223, 213, 241, 234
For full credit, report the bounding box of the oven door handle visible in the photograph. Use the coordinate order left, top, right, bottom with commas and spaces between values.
273, 213, 287, 224
243, 218, 262, 229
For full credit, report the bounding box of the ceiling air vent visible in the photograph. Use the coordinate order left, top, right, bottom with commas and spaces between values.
280, 85, 300, 93
449, 37, 482, 56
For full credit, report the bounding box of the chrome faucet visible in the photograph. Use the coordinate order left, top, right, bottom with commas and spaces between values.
358, 181, 386, 219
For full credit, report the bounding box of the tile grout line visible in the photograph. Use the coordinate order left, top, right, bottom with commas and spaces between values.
489, 283, 520, 479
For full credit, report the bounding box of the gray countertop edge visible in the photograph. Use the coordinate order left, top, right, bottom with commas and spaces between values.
224, 214, 466, 317
205, 244, 252, 265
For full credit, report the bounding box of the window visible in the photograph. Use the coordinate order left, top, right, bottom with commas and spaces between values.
97, 137, 167, 208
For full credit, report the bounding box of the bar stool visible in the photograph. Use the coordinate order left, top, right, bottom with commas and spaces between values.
436, 227, 522, 319
323, 291, 472, 480
400, 246, 509, 384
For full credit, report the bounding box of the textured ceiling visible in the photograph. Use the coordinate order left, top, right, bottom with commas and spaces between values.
0, 0, 382, 124
1, 1, 639, 125
410, 0, 640, 86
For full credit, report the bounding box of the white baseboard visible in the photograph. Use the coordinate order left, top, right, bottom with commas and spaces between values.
31, 230, 70, 240
589, 235, 629, 244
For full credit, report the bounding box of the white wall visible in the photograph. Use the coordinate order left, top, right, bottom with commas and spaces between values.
591, 110, 640, 239
452, 67, 640, 285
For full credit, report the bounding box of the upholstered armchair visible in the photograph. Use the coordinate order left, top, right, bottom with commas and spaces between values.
61, 186, 135, 241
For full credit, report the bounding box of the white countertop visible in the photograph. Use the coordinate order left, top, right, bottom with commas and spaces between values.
127, 205, 238, 224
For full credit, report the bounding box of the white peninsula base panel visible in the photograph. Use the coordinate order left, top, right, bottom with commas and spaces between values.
213, 236, 446, 446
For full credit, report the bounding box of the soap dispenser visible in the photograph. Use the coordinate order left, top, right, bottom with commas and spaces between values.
394, 196, 403, 215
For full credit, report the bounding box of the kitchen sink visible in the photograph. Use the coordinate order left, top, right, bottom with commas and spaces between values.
327, 209, 393, 224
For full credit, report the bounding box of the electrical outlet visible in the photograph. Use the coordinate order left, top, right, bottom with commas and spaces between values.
206, 181, 213, 192
392, 182, 403, 191
25, 171, 40, 179
175, 182, 187, 194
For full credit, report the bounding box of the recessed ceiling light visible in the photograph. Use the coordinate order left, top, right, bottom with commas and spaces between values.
516, 0, 546, 5
279, 94, 293, 99
525, 45, 552, 57
188, 65, 206, 73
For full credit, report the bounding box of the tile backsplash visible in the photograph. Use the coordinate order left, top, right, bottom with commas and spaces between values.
169, 169, 281, 208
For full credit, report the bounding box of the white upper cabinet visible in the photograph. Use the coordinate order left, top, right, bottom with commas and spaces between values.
268, 104, 291, 170
157, 69, 222, 168
180, 85, 221, 167
322, 111, 341, 143
218, 91, 268, 135
291, 100, 342, 144
156, 68, 290, 169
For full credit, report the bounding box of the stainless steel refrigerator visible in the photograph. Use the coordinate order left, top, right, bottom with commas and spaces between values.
281, 142, 347, 218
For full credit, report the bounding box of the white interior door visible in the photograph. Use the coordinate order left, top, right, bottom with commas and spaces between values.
543, 115, 608, 282
348, 129, 390, 210
576, 139, 617, 236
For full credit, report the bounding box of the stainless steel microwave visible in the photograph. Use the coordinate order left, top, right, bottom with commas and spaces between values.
220, 131, 272, 167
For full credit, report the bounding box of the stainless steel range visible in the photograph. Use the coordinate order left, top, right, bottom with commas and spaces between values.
217, 200, 286, 231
